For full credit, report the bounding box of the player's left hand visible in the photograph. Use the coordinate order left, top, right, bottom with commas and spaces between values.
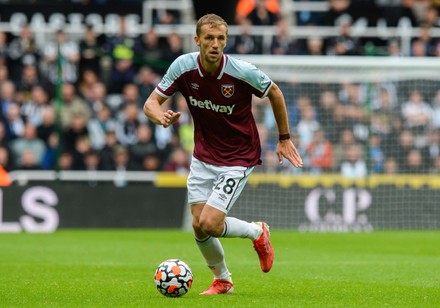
276, 139, 303, 168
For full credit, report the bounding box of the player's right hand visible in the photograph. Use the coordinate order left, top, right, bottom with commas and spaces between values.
161, 110, 181, 128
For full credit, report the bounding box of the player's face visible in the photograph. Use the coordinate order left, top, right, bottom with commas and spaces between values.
195, 24, 227, 69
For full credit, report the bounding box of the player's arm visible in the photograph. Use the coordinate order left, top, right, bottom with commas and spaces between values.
267, 82, 303, 168
143, 91, 181, 128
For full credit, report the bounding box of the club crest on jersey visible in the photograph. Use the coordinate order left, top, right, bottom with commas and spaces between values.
221, 84, 234, 98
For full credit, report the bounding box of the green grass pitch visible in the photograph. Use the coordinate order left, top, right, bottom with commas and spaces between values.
1, 230, 439, 307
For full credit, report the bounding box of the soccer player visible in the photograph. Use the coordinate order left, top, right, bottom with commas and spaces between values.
143, 13, 303, 295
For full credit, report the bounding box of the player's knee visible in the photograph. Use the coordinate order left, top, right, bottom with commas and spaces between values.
199, 218, 222, 237
192, 217, 202, 232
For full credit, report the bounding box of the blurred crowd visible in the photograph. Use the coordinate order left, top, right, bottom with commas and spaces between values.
229, 0, 440, 56
0, 0, 440, 176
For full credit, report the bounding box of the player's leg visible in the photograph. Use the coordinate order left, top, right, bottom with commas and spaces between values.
192, 203, 234, 295
187, 157, 233, 294
191, 202, 231, 281
199, 203, 261, 239
204, 165, 274, 273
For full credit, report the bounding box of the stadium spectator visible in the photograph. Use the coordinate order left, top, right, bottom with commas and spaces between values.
421, 128, 440, 168
36, 106, 56, 145
383, 157, 398, 174
142, 154, 161, 171
302, 36, 325, 56
294, 0, 324, 26
63, 113, 89, 152
70, 135, 93, 170
78, 68, 100, 99
58, 151, 74, 171
105, 16, 142, 93
228, 18, 263, 54
99, 130, 119, 170
14, 64, 47, 100
10, 122, 45, 169
380, 0, 419, 28
325, 14, 360, 56
4, 103, 25, 141
0, 31, 9, 67
430, 155, 440, 174
368, 134, 385, 174
270, 18, 298, 55
419, 24, 438, 56
87, 104, 116, 151
370, 83, 398, 111
402, 148, 425, 173
317, 90, 339, 142
387, 39, 404, 57
340, 144, 367, 178
320, 0, 351, 26
289, 94, 313, 128
0, 80, 17, 122
115, 102, 141, 146
111, 144, 136, 171
370, 87, 399, 141
235, 0, 280, 24
422, 5, 440, 28
139, 28, 165, 74
410, 38, 429, 57
296, 104, 320, 150
0, 145, 13, 171
401, 89, 433, 135
19, 149, 42, 170
136, 66, 160, 103
21, 85, 50, 126
162, 32, 184, 63
395, 129, 416, 170
41, 131, 59, 170
333, 128, 363, 172
163, 146, 190, 174
128, 123, 159, 169
338, 82, 369, 142
246, 0, 280, 25
78, 25, 104, 77
154, 10, 180, 25
383, 117, 404, 158
305, 128, 333, 173
84, 149, 102, 173
0, 64, 9, 83
42, 29, 80, 85
120, 82, 142, 110
52, 83, 91, 130
329, 103, 350, 145
0, 122, 9, 148
84, 81, 110, 117
7, 24, 39, 82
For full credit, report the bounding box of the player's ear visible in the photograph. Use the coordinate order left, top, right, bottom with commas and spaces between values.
194, 35, 200, 46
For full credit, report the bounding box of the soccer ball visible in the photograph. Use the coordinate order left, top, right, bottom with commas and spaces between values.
154, 259, 193, 297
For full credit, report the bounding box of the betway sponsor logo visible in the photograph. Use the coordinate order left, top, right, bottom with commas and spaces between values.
189, 96, 235, 115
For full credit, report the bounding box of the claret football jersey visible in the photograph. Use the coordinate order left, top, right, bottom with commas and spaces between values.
155, 52, 273, 167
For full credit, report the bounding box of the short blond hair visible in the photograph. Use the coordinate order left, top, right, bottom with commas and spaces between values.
196, 14, 228, 36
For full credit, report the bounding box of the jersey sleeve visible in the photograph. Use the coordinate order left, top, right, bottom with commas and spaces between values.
226, 57, 273, 98
155, 53, 198, 99
155, 62, 180, 98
